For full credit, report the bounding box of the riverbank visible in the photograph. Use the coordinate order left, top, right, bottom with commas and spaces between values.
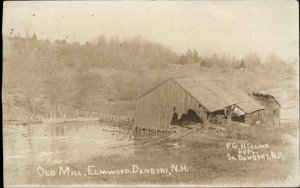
4, 121, 298, 186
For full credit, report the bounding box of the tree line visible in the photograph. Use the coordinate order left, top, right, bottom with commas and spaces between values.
3, 33, 296, 116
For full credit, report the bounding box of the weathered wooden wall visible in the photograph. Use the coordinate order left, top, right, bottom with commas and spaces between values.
245, 110, 265, 125
251, 95, 281, 123
134, 79, 208, 130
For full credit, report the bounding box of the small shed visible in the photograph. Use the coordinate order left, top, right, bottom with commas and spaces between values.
134, 76, 265, 130
250, 91, 281, 125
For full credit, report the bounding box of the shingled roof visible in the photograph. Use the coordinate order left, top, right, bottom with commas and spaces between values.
173, 76, 265, 113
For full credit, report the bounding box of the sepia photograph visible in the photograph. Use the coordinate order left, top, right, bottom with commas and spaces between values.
2, 0, 299, 187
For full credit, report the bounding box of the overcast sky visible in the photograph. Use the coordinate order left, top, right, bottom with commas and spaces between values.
3, 1, 299, 63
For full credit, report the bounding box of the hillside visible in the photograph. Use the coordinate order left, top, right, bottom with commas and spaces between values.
2, 35, 298, 120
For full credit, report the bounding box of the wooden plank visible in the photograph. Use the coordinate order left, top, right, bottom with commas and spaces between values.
208, 125, 225, 131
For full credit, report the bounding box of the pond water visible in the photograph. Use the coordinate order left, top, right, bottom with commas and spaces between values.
3, 121, 135, 168
4, 121, 179, 185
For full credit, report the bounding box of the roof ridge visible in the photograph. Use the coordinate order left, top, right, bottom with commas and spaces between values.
136, 75, 266, 113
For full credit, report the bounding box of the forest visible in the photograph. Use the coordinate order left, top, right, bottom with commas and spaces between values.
3, 34, 297, 117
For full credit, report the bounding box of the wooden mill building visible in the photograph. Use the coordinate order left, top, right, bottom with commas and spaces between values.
134, 76, 265, 131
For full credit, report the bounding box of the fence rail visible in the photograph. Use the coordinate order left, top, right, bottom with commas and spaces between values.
3, 109, 134, 124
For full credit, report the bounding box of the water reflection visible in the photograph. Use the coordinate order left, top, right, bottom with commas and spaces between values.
3, 121, 135, 168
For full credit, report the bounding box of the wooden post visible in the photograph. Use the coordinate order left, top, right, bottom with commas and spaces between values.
129, 129, 133, 141
227, 106, 233, 125
278, 109, 281, 128
207, 114, 213, 124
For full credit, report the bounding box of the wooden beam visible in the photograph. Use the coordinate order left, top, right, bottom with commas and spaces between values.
227, 105, 234, 125
278, 108, 281, 128
208, 125, 225, 131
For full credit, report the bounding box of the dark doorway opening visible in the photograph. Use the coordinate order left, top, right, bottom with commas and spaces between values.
171, 112, 179, 125
171, 109, 203, 125
232, 114, 245, 123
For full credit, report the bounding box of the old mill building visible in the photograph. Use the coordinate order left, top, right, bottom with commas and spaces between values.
134, 76, 268, 131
